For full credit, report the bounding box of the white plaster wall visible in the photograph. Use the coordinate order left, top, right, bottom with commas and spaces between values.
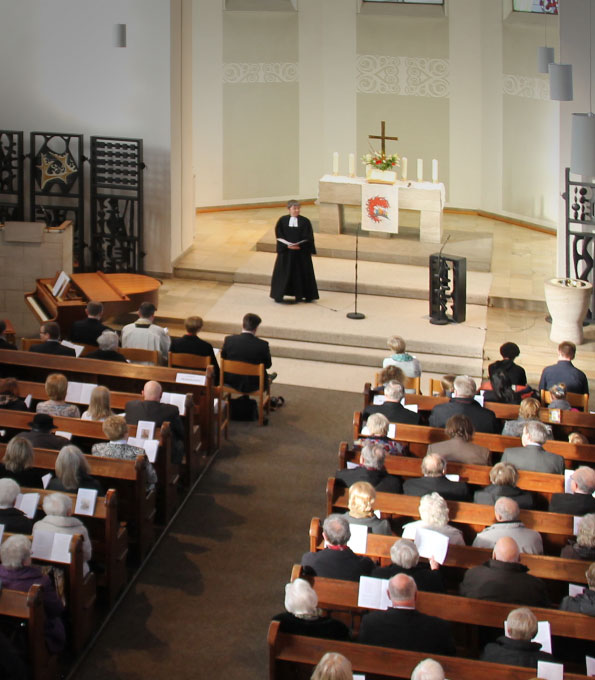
0, 0, 174, 275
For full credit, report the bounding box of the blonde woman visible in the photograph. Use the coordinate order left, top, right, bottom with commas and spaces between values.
501, 398, 553, 439
402, 492, 465, 546
382, 335, 421, 378
47, 445, 103, 494
345, 482, 391, 535
0, 436, 44, 488
36, 373, 80, 418
81, 386, 115, 421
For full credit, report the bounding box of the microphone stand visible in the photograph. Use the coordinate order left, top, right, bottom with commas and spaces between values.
347, 224, 365, 320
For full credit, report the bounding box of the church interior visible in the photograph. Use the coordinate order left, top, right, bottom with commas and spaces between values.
1, 0, 595, 678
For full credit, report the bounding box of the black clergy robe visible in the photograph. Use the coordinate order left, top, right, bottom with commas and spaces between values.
269, 215, 319, 301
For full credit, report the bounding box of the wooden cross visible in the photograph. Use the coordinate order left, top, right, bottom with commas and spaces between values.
368, 121, 398, 155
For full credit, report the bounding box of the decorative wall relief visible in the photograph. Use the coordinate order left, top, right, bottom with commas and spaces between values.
502, 74, 550, 100
0, 130, 24, 223
223, 62, 298, 84
356, 55, 450, 97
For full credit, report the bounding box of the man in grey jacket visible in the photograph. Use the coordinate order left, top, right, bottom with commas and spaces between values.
501, 421, 564, 475
472, 497, 543, 554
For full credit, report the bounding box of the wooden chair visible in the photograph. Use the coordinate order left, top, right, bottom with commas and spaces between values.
21, 337, 40, 351
219, 358, 271, 426
374, 372, 421, 395
429, 377, 446, 396
540, 388, 589, 412
120, 346, 160, 365
167, 352, 210, 370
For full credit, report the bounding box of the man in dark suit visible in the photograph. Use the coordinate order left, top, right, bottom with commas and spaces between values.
428, 375, 498, 433
403, 453, 469, 502
0, 321, 16, 350
358, 573, 455, 655
0, 479, 34, 534
220, 313, 273, 393
70, 301, 112, 346
501, 421, 564, 475
124, 381, 185, 463
371, 539, 444, 593
336, 443, 402, 494
301, 514, 374, 581
18, 413, 71, 450
363, 380, 420, 426
549, 466, 595, 515
459, 536, 549, 606
538, 340, 589, 395
170, 316, 220, 384
29, 322, 76, 357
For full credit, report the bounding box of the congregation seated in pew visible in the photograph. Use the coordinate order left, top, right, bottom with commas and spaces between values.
36, 373, 80, 418
355, 413, 405, 457
335, 443, 402, 494
344, 482, 392, 536
363, 380, 420, 426
501, 421, 564, 475
272, 577, 350, 641
482, 371, 523, 405
428, 375, 498, 434
0, 478, 33, 533
47, 445, 104, 495
371, 538, 445, 593
560, 562, 595, 615
426, 414, 491, 466
401, 492, 465, 547
480, 606, 555, 668
30, 321, 75, 357
459, 536, 549, 607
0, 534, 66, 654
69, 301, 112, 347
488, 341, 527, 386
0, 378, 29, 412
473, 461, 534, 509
80, 385, 116, 422
382, 335, 422, 379
560, 514, 595, 561
472, 497, 543, 555
18, 413, 71, 450
301, 514, 373, 582
549, 466, 595, 516
539, 340, 589, 396
0, 436, 44, 488
501, 397, 553, 439
402, 453, 469, 502
85, 330, 127, 363
170, 315, 220, 384
547, 382, 573, 411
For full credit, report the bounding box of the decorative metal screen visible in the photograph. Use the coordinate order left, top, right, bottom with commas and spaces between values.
564, 167, 595, 322
29, 131, 85, 269
90, 136, 144, 273
429, 253, 467, 324
0, 130, 24, 223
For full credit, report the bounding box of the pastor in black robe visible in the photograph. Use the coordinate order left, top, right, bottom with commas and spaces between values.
270, 214, 319, 302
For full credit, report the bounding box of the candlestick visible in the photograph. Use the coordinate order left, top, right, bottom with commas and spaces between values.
401, 157, 407, 181
348, 153, 355, 177
333, 152, 339, 176
417, 159, 423, 182
432, 159, 438, 183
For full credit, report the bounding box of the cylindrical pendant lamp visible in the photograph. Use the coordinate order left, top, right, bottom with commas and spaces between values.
537, 46, 555, 74
548, 63, 573, 101
571, 113, 595, 178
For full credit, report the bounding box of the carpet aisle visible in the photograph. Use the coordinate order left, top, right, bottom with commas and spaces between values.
72, 384, 360, 680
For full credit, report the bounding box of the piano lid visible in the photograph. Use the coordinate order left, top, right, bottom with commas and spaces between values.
71, 272, 129, 303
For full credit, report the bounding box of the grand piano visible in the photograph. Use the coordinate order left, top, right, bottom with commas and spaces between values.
25, 272, 161, 336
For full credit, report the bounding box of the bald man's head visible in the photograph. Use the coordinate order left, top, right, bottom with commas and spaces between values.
388, 573, 417, 606
143, 381, 162, 402
493, 536, 520, 563
494, 497, 520, 523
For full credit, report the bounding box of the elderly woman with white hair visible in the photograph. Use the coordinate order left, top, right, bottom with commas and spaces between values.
311, 652, 353, 680
345, 482, 392, 536
47, 445, 103, 494
410, 659, 445, 680
86, 330, 127, 362
0, 478, 34, 534
33, 492, 92, 572
401, 492, 465, 546
480, 607, 554, 667
561, 513, 595, 561
272, 578, 350, 640
356, 412, 406, 457
371, 539, 444, 593
0, 535, 66, 653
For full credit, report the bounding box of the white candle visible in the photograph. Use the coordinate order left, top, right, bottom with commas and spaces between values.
432, 159, 438, 183
333, 152, 339, 175
401, 157, 408, 181
417, 159, 423, 182
348, 153, 355, 177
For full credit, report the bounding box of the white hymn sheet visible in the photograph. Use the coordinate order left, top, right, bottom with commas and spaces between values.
75, 488, 97, 516
533, 621, 552, 654
388, 423, 396, 439
353, 675, 366, 680
175, 372, 206, 386
50, 533, 72, 564
213, 348, 220, 357
41, 473, 52, 489
31, 531, 54, 560
346, 461, 359, 470
401, 523, 417, 541
15, 492, 39, 519
565, 469, 574, 494
537, 661, 563, 680
24, 394, 32, 409
474, 394, 484, 406
586, 656, 595, 677
136, 421, 155, 441
569, 583, 585, 597
445, 474, 460, 482
373, 395, 385, 405
161, 391, 186, 416
357, 576, 391, 610
52, 271, 70, 298
347, 523, 368, 554
361, 426, 370, 436
61, 340, 84, 357
0, 524, 4, 544
574, 516, 582, 535
128, 437, 159, 463
55, 431, 72, 440
404, 404, 418, 413
414, 527, 449, 565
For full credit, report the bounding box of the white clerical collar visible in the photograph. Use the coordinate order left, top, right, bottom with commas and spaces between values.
288, 216, 299, 227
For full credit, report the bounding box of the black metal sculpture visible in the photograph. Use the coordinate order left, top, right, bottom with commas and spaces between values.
0, 130, 24, 223
429, 251, 467, 324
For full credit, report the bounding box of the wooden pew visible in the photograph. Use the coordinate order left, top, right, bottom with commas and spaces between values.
337, 442, 566, 503
291, 566, 595, 643
267, 620, 591, 680
0, 443, 156, 561
21, 487, 127, 606
0, 349, 216, 457
353, 412, 595, 466
308, 517, 589, 586
0, 584, 58, 680
326, 477, 576, 553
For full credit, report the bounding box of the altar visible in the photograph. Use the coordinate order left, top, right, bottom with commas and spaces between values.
318, 174, 445, 243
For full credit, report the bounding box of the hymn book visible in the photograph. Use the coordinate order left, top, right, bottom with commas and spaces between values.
15, 492, 39, 519
31, 531, 72, 564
